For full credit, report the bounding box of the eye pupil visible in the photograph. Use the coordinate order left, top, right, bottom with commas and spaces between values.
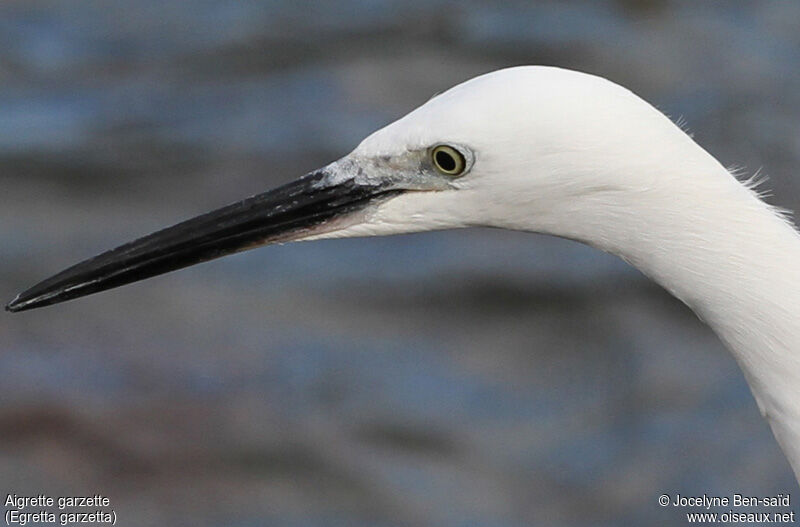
435, 150, 456, 172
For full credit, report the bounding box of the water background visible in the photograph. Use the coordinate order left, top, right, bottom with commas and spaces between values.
2, 1, 799, 525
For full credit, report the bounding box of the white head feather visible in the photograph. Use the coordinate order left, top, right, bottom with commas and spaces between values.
317, 66, 800, 480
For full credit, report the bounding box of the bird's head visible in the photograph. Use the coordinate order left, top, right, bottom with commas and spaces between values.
310, 65, 710, 246
7, 66, 709, 312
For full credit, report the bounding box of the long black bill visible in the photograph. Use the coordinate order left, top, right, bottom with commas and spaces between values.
6, 170, 396, 313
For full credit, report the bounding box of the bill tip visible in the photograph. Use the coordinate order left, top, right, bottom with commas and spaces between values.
6, 295, 28, 313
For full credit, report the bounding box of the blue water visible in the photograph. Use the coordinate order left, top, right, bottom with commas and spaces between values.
1, 1, 799, 526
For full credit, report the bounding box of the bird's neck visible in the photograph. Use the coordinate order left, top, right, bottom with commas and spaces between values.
550, 164, 800, 479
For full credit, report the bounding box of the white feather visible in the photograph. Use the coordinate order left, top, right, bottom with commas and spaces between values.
311, 66, 800, 480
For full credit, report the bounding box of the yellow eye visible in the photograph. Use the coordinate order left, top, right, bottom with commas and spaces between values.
431, 145, 466, 176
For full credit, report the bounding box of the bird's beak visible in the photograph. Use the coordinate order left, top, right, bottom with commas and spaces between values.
6, 169, 399, 312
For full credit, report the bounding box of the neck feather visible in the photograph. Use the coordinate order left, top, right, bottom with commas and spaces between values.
632, 175, 800, 479
547, 162, 800, 480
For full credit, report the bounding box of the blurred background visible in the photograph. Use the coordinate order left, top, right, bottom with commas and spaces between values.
2, 1, 799, 525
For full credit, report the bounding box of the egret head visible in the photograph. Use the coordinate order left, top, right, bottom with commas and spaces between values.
7, 66, 700, 312
312, 65, 701, 245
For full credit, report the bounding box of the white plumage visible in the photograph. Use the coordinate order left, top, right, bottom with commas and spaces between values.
314, 66, 800, 480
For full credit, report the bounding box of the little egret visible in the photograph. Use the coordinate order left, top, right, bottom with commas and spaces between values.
7, 66, 800, 482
